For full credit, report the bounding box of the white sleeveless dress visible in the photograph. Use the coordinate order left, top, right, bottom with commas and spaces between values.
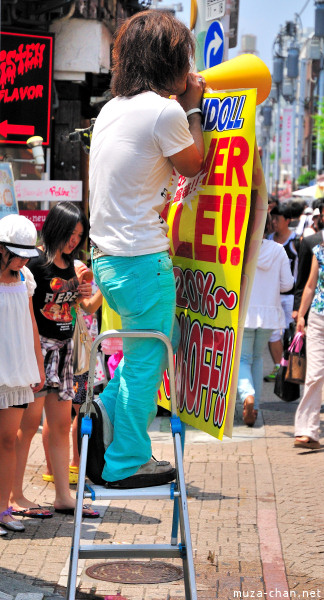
0, 266, 40, 408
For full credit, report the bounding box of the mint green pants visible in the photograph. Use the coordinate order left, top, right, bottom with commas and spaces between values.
92, 251, 179, 482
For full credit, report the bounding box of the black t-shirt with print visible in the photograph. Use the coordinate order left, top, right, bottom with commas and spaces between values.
28, 249, 79, 340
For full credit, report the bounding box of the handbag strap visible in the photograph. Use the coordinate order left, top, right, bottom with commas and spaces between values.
288, 332, 304, 354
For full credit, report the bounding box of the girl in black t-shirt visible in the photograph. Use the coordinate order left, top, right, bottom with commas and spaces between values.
10, 202, 99, 519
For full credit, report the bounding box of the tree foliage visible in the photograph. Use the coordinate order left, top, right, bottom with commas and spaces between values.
297, 170, 316, 187
313, 99, 324, 150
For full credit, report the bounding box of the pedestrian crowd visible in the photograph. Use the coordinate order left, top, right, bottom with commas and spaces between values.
238, 196, 324, 452
0, 9, 323, 541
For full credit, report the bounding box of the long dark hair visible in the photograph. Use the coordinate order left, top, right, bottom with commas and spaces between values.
111, 10, 195, 98
41, 202, 88, 266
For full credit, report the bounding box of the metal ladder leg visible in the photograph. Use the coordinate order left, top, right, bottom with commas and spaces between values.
66, 430, 89, 600
65, 329, 197, 600
174, 429, 197, 600
170, 421, 186, 545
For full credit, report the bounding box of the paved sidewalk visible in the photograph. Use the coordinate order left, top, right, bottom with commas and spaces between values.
0, 350, 323, 600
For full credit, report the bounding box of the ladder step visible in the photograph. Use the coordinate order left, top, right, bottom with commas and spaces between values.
79, 543, 183, 559
84, 482, 180, 501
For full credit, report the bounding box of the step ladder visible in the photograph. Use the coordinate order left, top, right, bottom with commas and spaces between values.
66, 329, 197, 600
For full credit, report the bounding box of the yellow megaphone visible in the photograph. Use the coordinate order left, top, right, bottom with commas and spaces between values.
199, 53, 272, 106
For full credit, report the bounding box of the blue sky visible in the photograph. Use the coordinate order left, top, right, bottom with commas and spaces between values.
169, 0, 316, 70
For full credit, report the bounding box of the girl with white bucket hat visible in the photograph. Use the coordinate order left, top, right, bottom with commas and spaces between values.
0, 214, 45, 535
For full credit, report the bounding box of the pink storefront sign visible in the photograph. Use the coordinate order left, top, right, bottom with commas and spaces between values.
19, 209, 49, 230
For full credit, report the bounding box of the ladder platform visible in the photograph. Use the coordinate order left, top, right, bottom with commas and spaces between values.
84, 482, 180, 501
79, 543, 183, 559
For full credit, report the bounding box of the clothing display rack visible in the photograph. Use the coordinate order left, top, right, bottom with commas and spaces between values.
65, 329, 197, 600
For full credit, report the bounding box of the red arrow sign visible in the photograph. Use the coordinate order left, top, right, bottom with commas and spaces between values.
0, 120, 35, 138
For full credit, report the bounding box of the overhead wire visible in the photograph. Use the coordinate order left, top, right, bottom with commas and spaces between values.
297, 0, 311, 18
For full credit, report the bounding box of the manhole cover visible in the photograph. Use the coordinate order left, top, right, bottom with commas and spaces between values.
86, 561, 183, 584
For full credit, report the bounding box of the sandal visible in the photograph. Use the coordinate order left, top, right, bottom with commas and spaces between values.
11, 505, 53, 519
42, 469, 78, 485
54, 504, 99, 519
243, 396, 257, 427
69, 472, 78, 485
69, 466, 78, 485
294, 437, 321, 450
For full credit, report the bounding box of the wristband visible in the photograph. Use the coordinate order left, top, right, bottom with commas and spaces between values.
186, 108, 202, 118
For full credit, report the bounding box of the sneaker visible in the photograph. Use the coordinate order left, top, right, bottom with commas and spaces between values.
106, 457, 176, 489
264, 364, 280, 382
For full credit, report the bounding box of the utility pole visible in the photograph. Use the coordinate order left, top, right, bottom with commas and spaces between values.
271, 19, 300, 195
315, 1, 324, 174
286, 42, 299, 191
272, 48, 284, 196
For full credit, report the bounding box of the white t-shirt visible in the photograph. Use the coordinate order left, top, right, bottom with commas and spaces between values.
244, 240, 294, 330
89, 92, 194, 256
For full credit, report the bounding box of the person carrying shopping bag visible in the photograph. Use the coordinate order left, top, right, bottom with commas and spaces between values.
294, 239, 324, 450
10, 202, 99, 518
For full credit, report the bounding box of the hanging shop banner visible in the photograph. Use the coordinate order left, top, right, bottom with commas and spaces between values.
281, 106, 293, 164
0, 31, 54, 146
0, 162, 19, 218
158, 88, 257, 440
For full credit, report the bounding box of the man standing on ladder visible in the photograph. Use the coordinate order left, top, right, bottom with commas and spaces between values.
89, 10, 205, 489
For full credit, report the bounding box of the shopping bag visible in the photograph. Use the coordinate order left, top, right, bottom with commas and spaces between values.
285, 332, 306, 384
274, 352, 300, 402
72, 307, 93, 376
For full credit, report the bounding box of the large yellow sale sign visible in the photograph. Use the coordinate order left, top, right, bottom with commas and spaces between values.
158, 88, 257, 440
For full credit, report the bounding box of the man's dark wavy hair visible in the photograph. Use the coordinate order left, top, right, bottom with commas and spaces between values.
111, 10, 195, 98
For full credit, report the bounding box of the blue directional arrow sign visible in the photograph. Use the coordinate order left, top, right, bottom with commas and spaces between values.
204, 21, 224, 69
